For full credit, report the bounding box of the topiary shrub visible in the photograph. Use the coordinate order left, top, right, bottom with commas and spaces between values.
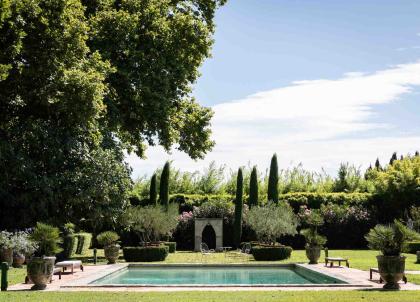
123, 246, 169, 262
76, 233, 92, 255
252, 246, 293, 261
162, 242, 176, 253
404, 241, 420, 254
62, 234, 79, 258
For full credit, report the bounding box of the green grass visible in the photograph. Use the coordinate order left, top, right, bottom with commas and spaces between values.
1, 291, 420, 302
406, 274, 420, 285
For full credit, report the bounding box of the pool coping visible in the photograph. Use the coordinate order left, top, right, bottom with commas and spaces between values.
61, 263, 373, 288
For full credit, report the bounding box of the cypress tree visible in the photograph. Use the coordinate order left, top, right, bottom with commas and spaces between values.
415, 151, 419, 157
234, 168, 243, 248
374, 158, 382, 171
267, 153, 279, 203
249, 166, 258, 209
159, 161, 170, 210
149, 173, 157, 205
389, 152, 397, 165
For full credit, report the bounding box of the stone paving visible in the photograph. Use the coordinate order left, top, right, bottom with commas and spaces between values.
7, 263, 420, 292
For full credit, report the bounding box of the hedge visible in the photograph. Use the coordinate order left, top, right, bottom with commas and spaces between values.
252, 246, 293, 261
162, 242, 176, 253
123, 246, 169, 262
62, 234, 79, 258
405, 242, 420, 254
171, 194, 232, 212
280, 192, 374, 211
76, 233, 92, 255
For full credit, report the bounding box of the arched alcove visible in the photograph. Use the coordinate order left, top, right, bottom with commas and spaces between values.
202, 224, 216, 249
194, 218, 223, 251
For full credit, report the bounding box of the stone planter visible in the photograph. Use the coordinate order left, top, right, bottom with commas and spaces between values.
0, 248, 13, 266
12, 253, 26, 268
377, 255, 406, 290
27, 256, 55, 290
104, 244, 120, 264
305, 246, 321, 264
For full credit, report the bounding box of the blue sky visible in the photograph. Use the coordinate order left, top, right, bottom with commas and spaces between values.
127, 0, 420, 178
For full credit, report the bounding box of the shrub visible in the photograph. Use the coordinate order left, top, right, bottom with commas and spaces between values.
97, 231, 119, 247
404, 241, 420, 254
76, 233, 92, 255
62, 234, 79, 258
123, 246, 169, 262
31, 222, 63, 256
252, 246, 292, 261
162, 242, 176, 253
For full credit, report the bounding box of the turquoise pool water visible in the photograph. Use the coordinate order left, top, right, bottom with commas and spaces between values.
91, 266, 346, 285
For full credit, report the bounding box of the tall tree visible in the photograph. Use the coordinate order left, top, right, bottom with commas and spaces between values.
375, 158, 382, 171
0, 0, 225, 228
249, 166, 259, 208
149, 173, 157, 205
389, 152, 398, 165
234, 168, 243, 248
159, 162, 170, 210
268, 154, 279, 203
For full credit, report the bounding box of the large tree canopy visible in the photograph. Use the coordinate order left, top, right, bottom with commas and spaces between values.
0, 0, 224, 229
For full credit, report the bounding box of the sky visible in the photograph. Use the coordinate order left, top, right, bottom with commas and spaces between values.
127, 0, 420, 179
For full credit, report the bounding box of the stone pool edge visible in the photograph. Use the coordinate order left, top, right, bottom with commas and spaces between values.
61, 263, 373, 289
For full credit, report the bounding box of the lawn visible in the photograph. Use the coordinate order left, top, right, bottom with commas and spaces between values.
6, 249, 420, 287
1, 290, 420, 302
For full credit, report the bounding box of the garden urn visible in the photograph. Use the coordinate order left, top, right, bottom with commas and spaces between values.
27, 257, 55, 290
104, 244, 120, 264
377, 255, 405, 290
305, 246, 321, 264
12, 252, 25, 268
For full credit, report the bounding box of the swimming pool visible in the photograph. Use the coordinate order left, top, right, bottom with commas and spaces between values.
90, 265, 347, 286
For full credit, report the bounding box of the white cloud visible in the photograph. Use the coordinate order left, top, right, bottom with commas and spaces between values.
127, 61, 420, 178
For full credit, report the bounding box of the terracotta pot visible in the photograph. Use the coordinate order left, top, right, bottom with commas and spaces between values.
12, 253, 26, 268
377, 255, 406, 290
0, 248, 13, 266
305, 246, 321, 264
27, 256, 55, 290
104, 244, 120, 264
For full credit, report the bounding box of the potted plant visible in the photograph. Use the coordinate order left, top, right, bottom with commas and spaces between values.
27, 223, 62, 290
12, 231, 37, 268
97, 231, 120, 264
365, 220, 420, 289
299, 207, 327, 264
0, 231, 14, 266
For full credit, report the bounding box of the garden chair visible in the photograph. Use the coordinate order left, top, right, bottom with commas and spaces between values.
229, 243, 252, 261
200, 242, 214, 262
324, 248, 349, 268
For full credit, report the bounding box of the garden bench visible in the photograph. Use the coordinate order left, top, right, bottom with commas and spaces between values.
369, 268, 407, 284
55, 260, 84, 274
324, 248, 349, 268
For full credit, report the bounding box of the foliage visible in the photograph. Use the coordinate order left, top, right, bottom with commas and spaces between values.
162, 242, 177, 253
252, 246, 293, 261
97, 231, 119, 247
0, 231, 14, 249
248, 202, 298, 244
249, 166, 259, 208
234, 168, 244, 247
268, 154, 279, 203
31, 223, 62, 256
159, 162, 170, 210
149, 174, 157, 205
122, 246, 169, 262
404, 241, 420, 254
62, 234, 79, 259
63, 223, 76, 235
76, 233, 92, 255
122, 204, 179, 243
409, 206, 420, 233
299, 207, 326, 248
193, 200, 235, 220
365, 220, 420, 256
333, 163, 373, 193
11, 231, 37, 255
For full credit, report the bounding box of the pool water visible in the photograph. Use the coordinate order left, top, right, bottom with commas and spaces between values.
91, 266, 346, 285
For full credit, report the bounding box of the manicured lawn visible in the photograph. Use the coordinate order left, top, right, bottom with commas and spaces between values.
7, 250, 420, 286
1, 291, 420, 302
407, 274, 420, 285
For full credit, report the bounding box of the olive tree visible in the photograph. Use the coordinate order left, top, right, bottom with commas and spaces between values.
248, 202, 298, 245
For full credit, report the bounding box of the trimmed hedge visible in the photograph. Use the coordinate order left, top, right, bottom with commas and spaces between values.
162, 242, 176, 253
170, 194, 232, 212
123, 246, 169, 262
252, 246, 293, 261
280, 192, 374, 211
62, 234, 79, 258
76, 233, 92, 255
405, 242, 420, 254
